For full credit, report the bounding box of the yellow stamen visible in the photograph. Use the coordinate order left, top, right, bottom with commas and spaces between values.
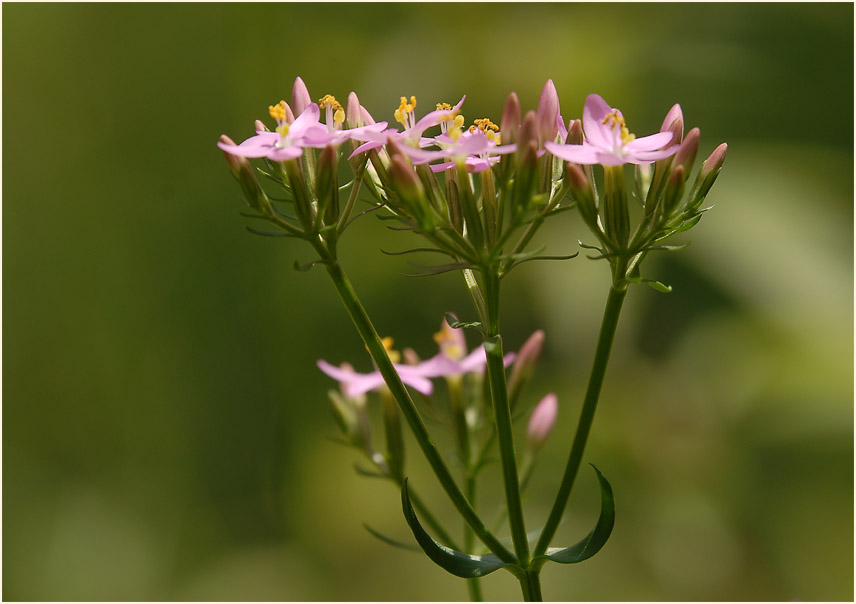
602, 109, 636, 145
381, 337, 401, 364
268, 100, 287, 122
473, 118, 499, 133
334, 108, 345, 125
318, 94, 343, 112
453, 114, 465, 129
394, 96, 418, 127
436, 102, 452, 111
276, 123, 290, 138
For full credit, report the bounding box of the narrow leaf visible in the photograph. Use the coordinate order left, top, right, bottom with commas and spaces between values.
444, 313, 483, 332
401, 480, 513, 578
363, 523, 420, 551
535, 464, 615, 568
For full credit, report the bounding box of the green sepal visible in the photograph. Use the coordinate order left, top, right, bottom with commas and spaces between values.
533, 464, 615, 570
401, 480, 514, 578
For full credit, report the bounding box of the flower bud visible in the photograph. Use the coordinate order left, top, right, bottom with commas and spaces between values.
507, 330, 545, 410
517, 110, 538, 157
527, 393, 558, 451
346, 92, 363, 129
671, 127, 700, 181
663, 165, 686, 215
536, 79, 560, 145
566, 119, 583, 146
660, 103, 684, 145
500, 91, 521, 145
254, 119, 269, 132
218, 135, 273, 216
360, 105, 376, 126
389, 155, 431, 230
687, 142, 727, 211
291, 76, 312, 117
566, 163, 599, 229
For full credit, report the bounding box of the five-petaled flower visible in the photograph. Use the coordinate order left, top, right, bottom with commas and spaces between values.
217, 102, 339, 162
545, 93, 679, 166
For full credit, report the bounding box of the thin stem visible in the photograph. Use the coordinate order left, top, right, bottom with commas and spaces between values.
533, 282, 627, 556
482, 272, 530, 566
322, 258, 516, 563
464, 474, 483, 602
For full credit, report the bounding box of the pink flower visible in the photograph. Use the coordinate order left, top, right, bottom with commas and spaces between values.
527, 393, 558, 450
545, 94, 678, 166
404, 128, 516, 174
317, 321, 516, 396
317, 359, 435, 397
348, 96, 466, 158
218, 102, 338, 162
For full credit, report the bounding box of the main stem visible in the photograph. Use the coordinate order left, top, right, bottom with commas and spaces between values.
481, 272, 532, 592
534, 282, 627, 556
323, 259, 515, 564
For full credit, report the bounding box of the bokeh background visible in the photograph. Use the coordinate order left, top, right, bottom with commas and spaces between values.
4, 2, 853, 601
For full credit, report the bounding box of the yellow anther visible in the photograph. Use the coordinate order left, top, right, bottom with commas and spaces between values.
380, 337, 401, 364
334, 108, 345, 124
318, 94, 343, 111
268, 100, 288, 122
397, 95, 417, 114
436, 102, 452, 111
473, 118, 499, 132
602, 110, 635, 145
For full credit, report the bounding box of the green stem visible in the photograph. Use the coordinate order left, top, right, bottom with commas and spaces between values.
482, 272, 530, 567
323, 258, 515, 563
464, 474, 483, 602
522, 569, 542, 601
533, 282, 627, 557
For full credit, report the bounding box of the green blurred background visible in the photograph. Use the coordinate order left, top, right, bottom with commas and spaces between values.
4, 2, 853, 601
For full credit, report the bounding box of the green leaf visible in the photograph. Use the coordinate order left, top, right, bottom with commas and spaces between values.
534, 464, 615, 569
363, 523, 419, 551
626, 275, 673, 293
401, 480, 514, 578
444, 313, 482, 332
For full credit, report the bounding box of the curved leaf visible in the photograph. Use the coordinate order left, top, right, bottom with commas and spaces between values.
363, 523, 419, 551
535, 464, 615, 568
401, 480, 514, 578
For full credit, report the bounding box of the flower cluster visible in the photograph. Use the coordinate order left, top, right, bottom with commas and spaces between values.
216, 76, 727, 601
218, 77, 725, 292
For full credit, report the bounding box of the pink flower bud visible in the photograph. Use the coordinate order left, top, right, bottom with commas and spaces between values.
218, 134, 246, 178
566, 119, 583, 146
501, 91, 521, 145
702, 142, 728, 176
660, 103, 684, 144
507, 330, 545, 410
253, 119, 268, 132
346, 92, 363, 129
672, 127, 700, 178
536, 79, 560, 144
291, 76, 312, 117
527, 393, 558, 450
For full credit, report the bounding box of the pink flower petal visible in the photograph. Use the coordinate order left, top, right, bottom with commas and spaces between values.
544, 142, 602, 165
581, 94, 615, 149
624, 131, 676, 152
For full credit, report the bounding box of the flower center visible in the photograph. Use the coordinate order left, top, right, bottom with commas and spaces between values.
394, 95, 418, 130
469, 118, 500, 143
434, 325, 464, 361
318, 94, 345, 130
602, 109, 636, 149
269, 100, 291, 146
